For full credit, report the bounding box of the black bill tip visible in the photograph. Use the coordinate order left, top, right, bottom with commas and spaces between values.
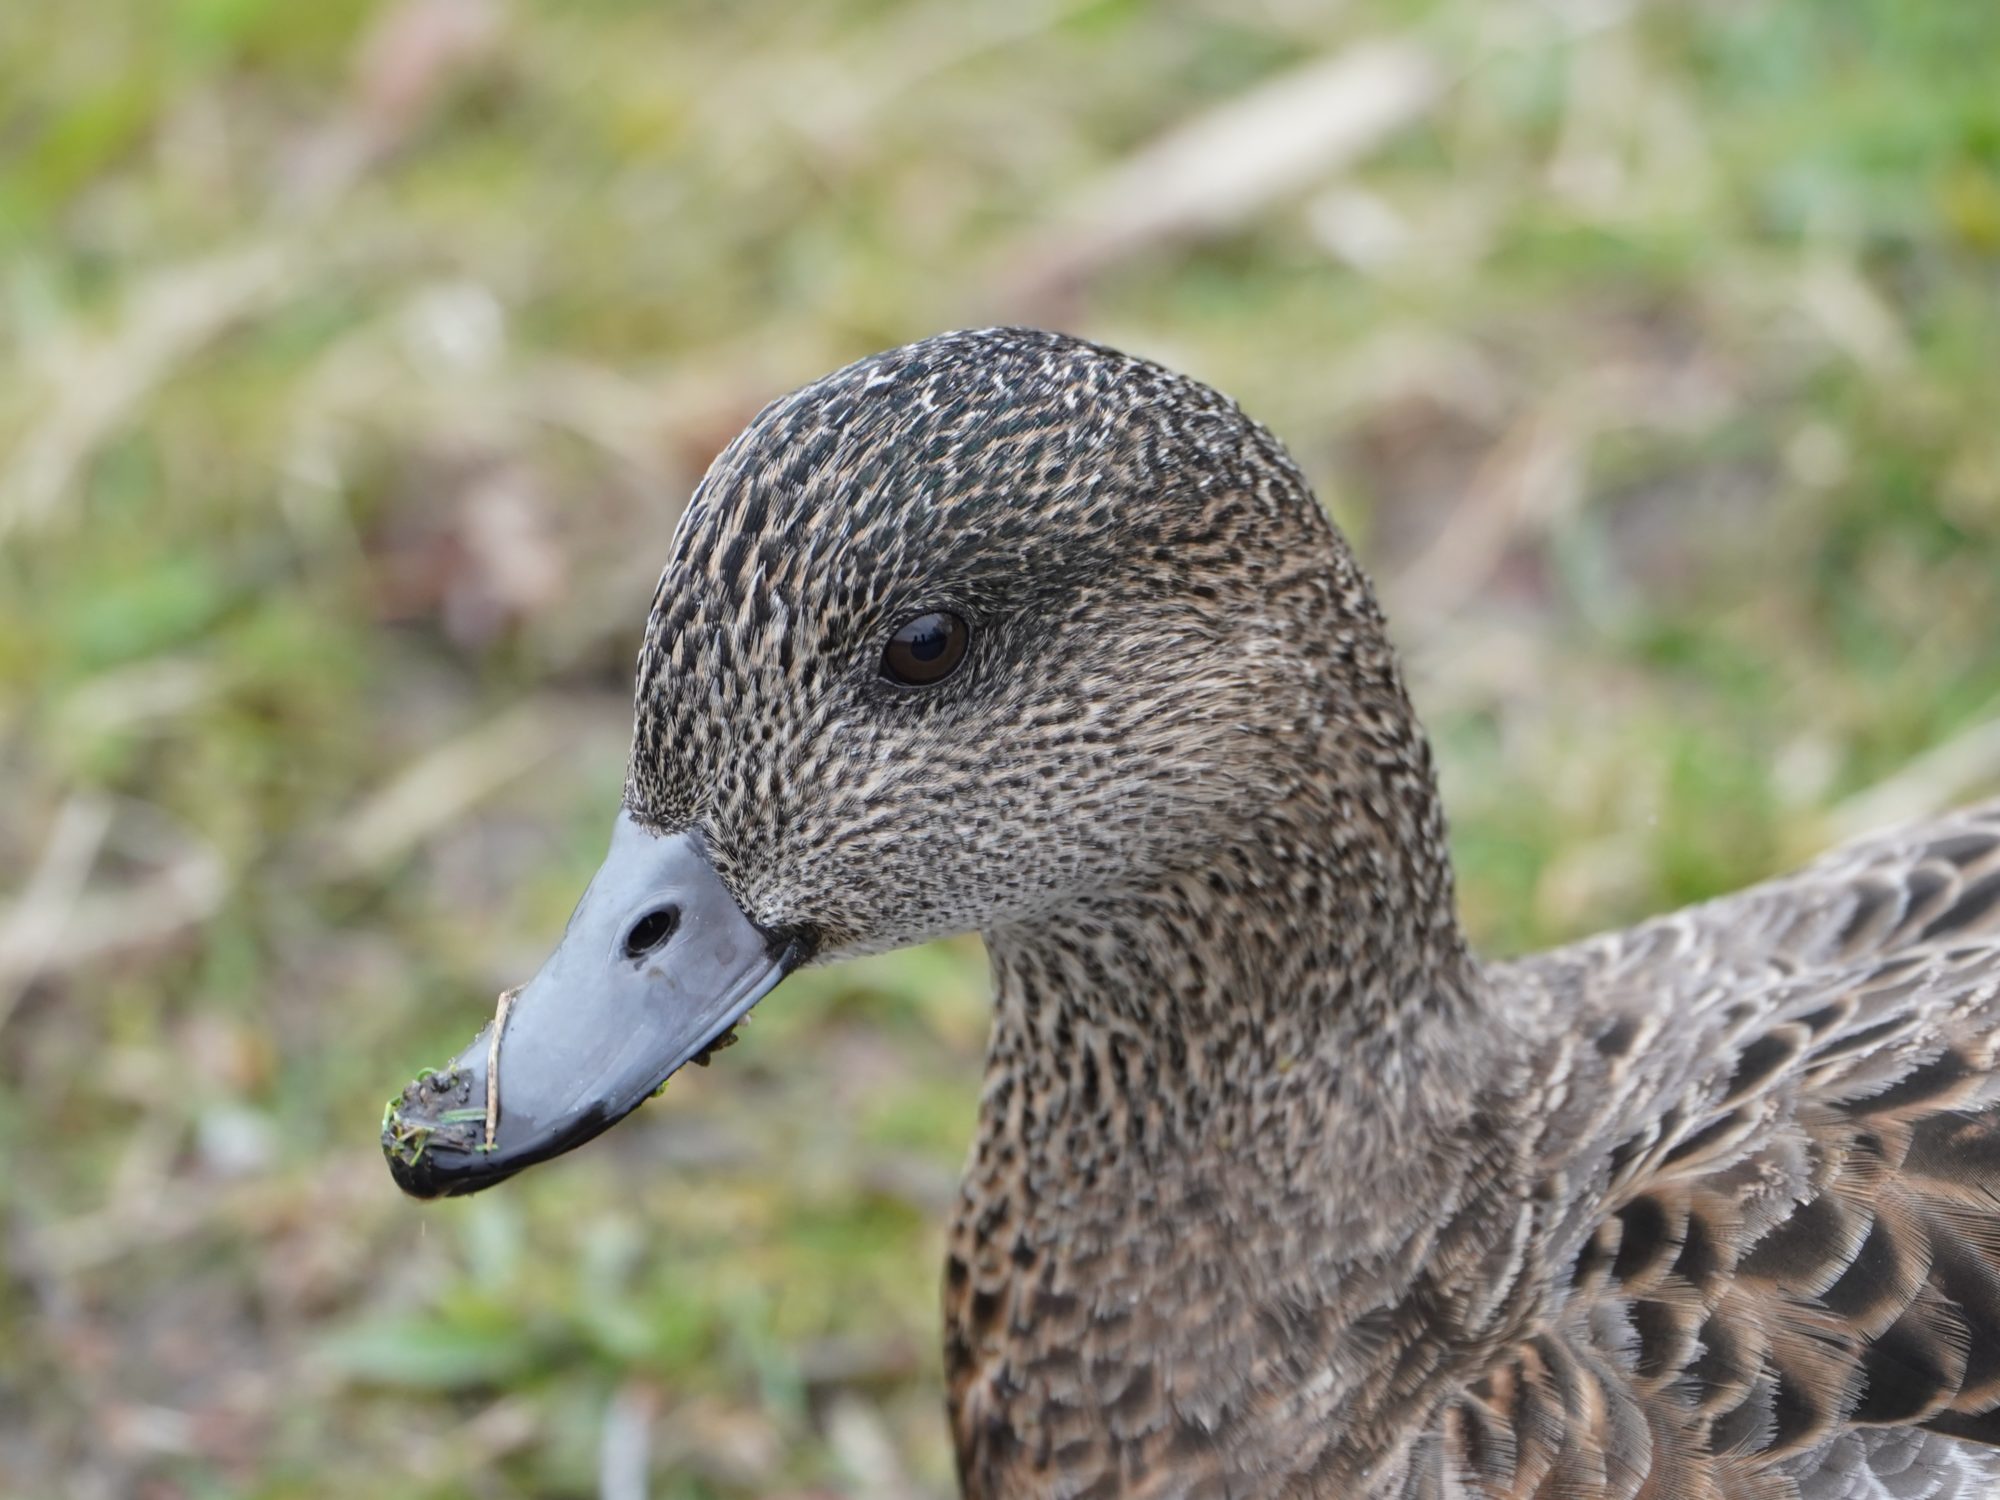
381, 1059, 617, 1199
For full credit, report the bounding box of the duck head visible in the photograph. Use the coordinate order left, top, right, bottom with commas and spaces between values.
383, 326, 1449, 1197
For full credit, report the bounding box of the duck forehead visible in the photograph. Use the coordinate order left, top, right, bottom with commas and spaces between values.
684, 338, 1165, 570
635, 341, 1134, 660
658, 326, 1294, 619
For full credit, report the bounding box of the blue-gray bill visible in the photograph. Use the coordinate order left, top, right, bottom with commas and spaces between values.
382, 811, 802, 1198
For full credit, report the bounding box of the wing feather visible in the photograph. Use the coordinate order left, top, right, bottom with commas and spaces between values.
1436, 803, 2000, 1496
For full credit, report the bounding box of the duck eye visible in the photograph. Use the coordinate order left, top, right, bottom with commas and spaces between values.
881, 611, 969, 687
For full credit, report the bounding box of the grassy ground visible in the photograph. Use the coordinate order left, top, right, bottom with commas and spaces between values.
4, 0, 1999, 1495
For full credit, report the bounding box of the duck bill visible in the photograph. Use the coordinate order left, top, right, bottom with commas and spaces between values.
383, 811, 803, 1199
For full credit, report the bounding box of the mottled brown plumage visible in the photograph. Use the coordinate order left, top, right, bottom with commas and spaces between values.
619, 328, 2000, 1497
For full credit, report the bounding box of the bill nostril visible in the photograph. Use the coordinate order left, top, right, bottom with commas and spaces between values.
622, 905, 680, 960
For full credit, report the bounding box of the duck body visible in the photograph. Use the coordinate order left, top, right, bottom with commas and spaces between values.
384, 328, 2000, 1499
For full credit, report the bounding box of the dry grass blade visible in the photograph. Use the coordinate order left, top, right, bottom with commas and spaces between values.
319, 699, 567, 877
0, 796, 227, 997
597, 1380, 657, 1500
486, 984, 519, 1150
1386, 405, 1589, 624
825, 1392, 923, 1500
1797, 256, 1913, 376
0, 795, 114, 1031
0, 244, 296, 541
1006, 40, 1443, 297
1827, 714, 2000, 842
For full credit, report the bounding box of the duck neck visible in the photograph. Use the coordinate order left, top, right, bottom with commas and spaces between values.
948, 775, 1518, 1490
977, 815, 1489, 1206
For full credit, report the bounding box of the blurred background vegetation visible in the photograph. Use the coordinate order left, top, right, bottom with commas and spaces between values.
3, 0, 1999, 1495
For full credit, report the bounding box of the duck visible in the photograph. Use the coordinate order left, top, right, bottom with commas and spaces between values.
382, 327, 2000, 1499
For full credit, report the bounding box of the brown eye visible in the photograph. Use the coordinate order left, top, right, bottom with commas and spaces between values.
881, 611, 969, 686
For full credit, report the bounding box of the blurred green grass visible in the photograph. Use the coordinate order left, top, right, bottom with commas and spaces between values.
3, 0, 1999, 1495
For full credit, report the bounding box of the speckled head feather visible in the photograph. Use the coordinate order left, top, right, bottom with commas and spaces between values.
608, 328, 2000, 1499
